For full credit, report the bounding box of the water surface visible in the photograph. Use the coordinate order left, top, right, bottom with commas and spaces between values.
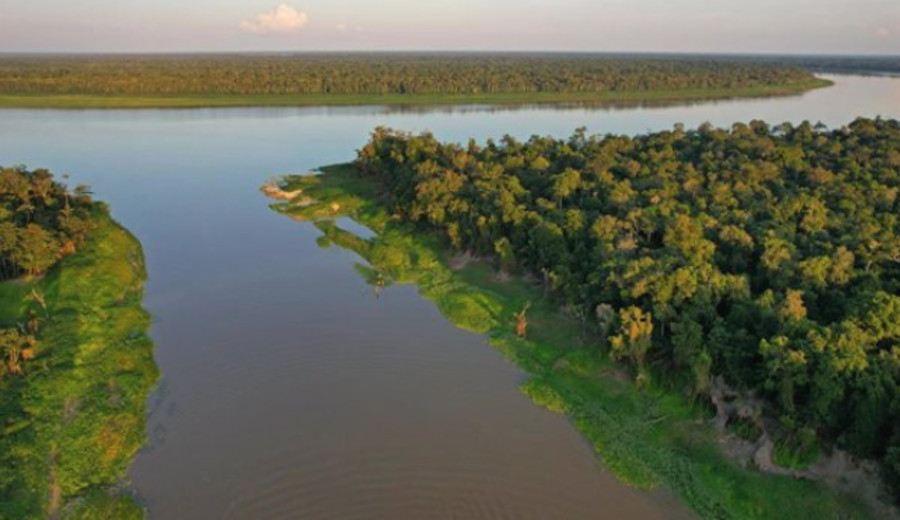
1, 74, 898, 519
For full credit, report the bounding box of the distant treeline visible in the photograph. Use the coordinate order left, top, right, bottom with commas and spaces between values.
357, 119, 900, 499
753, 55, 900, 76
0, 54, 817, 97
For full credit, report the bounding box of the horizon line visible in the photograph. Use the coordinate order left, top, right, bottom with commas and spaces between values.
0, 50, 898, 58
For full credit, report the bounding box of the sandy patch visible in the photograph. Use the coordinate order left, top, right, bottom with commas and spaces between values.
261, 182, 304, 201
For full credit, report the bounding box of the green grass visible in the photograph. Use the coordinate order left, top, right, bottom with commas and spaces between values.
268, 163, 874, 520
0, 280, 34, 326
0, 79, 832, 109
773, 429, 821, 471
0, 207, 156, 520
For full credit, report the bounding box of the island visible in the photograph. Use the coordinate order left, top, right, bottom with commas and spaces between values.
265, 118, 900, 519
0, 54, 831, 109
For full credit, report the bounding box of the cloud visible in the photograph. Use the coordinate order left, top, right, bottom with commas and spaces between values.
240, 4, 308, 34
335, 23, 364, 34
875, 26, 891, 38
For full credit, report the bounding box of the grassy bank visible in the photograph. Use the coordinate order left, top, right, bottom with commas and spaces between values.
0, 79, 832, 109
0, 207, 157, 520
267, 164, 875, 520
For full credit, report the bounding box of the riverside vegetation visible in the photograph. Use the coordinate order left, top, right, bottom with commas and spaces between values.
0, 167, 156, 519
267, 118, 900, 519
0, 54, 830, 108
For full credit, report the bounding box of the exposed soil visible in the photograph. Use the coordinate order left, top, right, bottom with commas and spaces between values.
261, 182, 315, 206
709, 377, 899, 519
448, 250, 477, 271
261, 182, 303, 200
47, 454, 61, 520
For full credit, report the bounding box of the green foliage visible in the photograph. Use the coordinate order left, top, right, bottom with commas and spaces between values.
0, 81, 834, 109
0, 200, 156, 518
728, 417, 763, 442
887, 440, 900, 502
0, 166, 96, 280
0, 54, 817, 99
494, 237, 516, 272
672, 317, 712, 395
746, 55, 900, 75
354, 120, 900, 504
61, 489, 144, 520
12, 224, 59, 276
609, 306, 654, 384
269, 164, 876, 519
519, 378, 567, 413
434, 288, 503, 334
773, 427, 820, 471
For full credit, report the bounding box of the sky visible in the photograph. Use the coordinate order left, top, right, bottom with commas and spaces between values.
0, 0, 898, 54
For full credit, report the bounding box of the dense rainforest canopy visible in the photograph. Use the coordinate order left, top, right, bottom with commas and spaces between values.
356, 119, 900, 499
0, 54, 818, 97
750, 55, 900, 76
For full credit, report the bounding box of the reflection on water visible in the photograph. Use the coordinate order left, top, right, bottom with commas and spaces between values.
0, 73, 897, 519
5, 73, 894, 123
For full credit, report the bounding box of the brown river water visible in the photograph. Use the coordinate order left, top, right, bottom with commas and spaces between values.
1, 74, 898, 519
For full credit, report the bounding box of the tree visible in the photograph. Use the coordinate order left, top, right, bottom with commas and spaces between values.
552, 169, 581, 208
664, 214, 715, 265
12, 224, 59, 277
760, 335, 807, 413
0, 167, 95, 281
494, 237, 516, 274
0, 328, 36, 379
0, 221, 18, 278
610, 306, 654, 384
780, 290, 807, 321
761, 235, 795, 273
595, 303, 616, 341
671, 316, 711, 395
514, 302, 531, 338
354, 120, 900, 488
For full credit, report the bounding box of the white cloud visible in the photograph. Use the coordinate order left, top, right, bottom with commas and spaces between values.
335, 23, 364, 34
875, 26, 891, 38
240, 4, 308, 34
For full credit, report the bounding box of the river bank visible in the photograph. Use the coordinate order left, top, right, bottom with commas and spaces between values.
266, 163, 883, 520
0, 79, 832, 110
0, 207, 157, 520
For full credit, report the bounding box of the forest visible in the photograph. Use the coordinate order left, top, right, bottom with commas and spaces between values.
0, 54, 819, 97
0, 167, 94, 383
752, 55, 900, 77
0, 168, 94, 282
0, 168, 156, 519
355, 119, 900, 500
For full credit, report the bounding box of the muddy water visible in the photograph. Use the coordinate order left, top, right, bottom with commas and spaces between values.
1, 74, 898, 519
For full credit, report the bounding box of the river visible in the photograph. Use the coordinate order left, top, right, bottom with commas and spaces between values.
1, 74, 898, 519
